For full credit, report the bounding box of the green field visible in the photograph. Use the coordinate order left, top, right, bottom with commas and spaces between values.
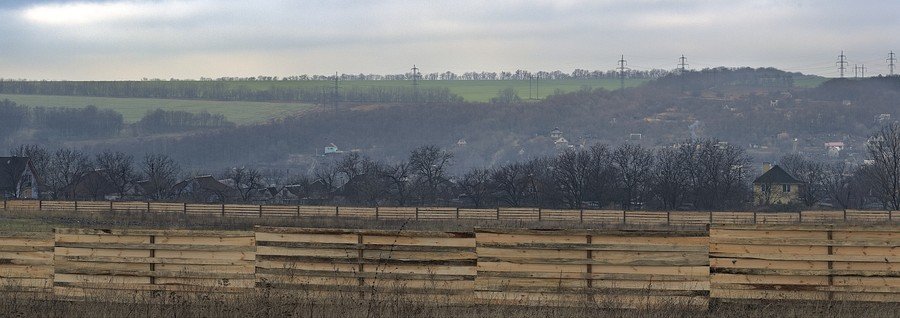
0, 94, 314, 124
225, 78, 650, 102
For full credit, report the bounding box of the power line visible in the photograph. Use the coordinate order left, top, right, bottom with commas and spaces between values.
888, 51, 896, 76
411, 64, 420, 103
836, 51, 848, 78
332, 71, 339, 110
617, 54, 628, 90
678, 54, 689, 73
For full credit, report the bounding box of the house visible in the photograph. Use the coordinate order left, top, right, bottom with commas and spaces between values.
825, 141, 845, 157
456, 139, 467, 147
554, 137, 570, 149
324, 143, 341, 155
60, 170, 119, 200
549, 127, 563, 140
753, 164, 804, 205
0, 157, 40, 199
284, 179, 333, 204
171, 175, 238, 203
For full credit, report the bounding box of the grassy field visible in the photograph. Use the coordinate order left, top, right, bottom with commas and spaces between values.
224, 78, 650, 102
0, 94, 315, 124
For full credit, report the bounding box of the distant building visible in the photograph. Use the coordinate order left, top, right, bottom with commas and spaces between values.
628, 133, 642, 141
456, 139, 467, 147
554, 137, 570, 149
550, 127, 563, 140
172, 175, 238, 203
324, 143, 340, 155
825, 141, 845, 157
60, 169, 119, 201
0, 157, 39, 199
875, 113, 892, 124
753, 164, 804, 205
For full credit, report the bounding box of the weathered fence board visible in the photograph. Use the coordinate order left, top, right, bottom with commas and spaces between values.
255, 227, 476, 299
53, 228, 256, 299
0, 232, 54, 294
475, 228, 710, 308
710, 224, 900, 303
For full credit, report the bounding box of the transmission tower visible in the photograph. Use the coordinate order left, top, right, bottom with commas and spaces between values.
836, 51, 848, 78
332, 72, 339, 110
618, 55, 629, 90
411, 64, 420, 102
888, 51, 896, 76
678, 54, 689, 73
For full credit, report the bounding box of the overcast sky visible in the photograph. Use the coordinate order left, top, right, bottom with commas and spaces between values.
1, 0, 897, 80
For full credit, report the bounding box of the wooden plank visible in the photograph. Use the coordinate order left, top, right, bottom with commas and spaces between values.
55, 228, 252, 237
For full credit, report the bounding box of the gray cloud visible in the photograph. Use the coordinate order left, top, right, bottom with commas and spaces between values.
0, 0, 897, 79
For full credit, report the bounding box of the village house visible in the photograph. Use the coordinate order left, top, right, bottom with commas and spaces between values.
753, 163, 804, 206
60, 169, 120, 201
171, 175, 239, 203
0, 157, 40, 199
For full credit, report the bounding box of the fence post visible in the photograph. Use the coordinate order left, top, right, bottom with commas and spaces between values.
843, 210, 847, 223
221, 204, 225, 217
622, 211, 627, 225
375, 206, 380, 219
709, 211, 713, 225
455, 207, 460, 219
259, 205, 263, 218
666, 211, 671, 226
586, 235, 593, 288
147, 202, 151, 213
74, 200, 78, 212
753, 212, 757, 224
183, 202, 186, 214
109, 201, 113, 212
579, 209, 584, 223
798, 211, 803, 224
335, 206, 339, 217
415, 207, 419, 220
297, 205, 301, 218
3, 199, 6, 211
496, 207, 500, 220
39, 200, 43, 211
538, 208, 542, 222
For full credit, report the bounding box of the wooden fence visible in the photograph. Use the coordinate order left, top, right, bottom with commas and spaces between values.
709, 224, 900, 303
53, 228, 256, 299
2, 200, 898, 225
475, 228, 709, 308
0, 223, 896, 306
255, 227, 476, 300
0, 232, 53, 294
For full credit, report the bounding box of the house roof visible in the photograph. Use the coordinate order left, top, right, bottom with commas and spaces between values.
0, 157, 30, 191
753, 165, 803, 184
172, 175, 235, 195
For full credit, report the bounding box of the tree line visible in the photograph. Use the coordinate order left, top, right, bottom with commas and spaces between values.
0, 81, 462, 104
11, 122, 900, 211
0, 99, 235, 141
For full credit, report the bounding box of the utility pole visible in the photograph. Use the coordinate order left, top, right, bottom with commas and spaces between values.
836, 51, 848, 78
333, 72, 339, 111
411, 64, 420, 103
860, 64, 866, 78
618, 55, 628, 90
888, 51, 896, 76
678, 54, 688, 73
528, 74, 533, 100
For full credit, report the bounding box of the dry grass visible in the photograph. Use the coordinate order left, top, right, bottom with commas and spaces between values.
0, 209, 709, 233
0, 288, 897, 318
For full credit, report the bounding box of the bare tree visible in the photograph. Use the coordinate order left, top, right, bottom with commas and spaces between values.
822, 163, 854, 209
492, 162, 532, 207
225, 167, 264, 202
652, 147, 691, 210
611, 144, 655, 210
552, 149, 592, 209
409, 145, 453, 204
9, 144, 50, 182
459, 168, 493, 207
779, 154, 826, 207
96, 150, 138, 199
382, 162, 412, 206
141, 154, 180, 200
864, 123, 900, 210
46, 149, 92, 199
